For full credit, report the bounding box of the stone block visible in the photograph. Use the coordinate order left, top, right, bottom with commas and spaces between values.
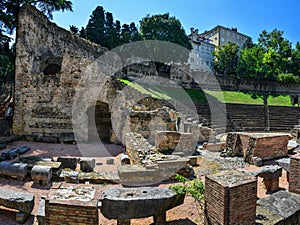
0, 187, 34, 214
120, 153, 130, 165
60, 170, 79, 184
224, 132, 290, 163
118, 165, 159, 186
205, 170, 257, 225
101, 187, 184, 221
0, 162, 28, 180
187, 155, 198, 166
155, 131, 197, 155
80, 158, 95, 172
57, 157, 77, 170
257, 191, 300, 224
205, 142, 225, 152
31, 165, 52, 185
276, 158, 290, 172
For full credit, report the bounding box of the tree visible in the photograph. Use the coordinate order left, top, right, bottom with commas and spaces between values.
79, 27, 86, 39
258, 29, 292, 75
212, 42, 239, 75
85, 6, 105, 45
140, 13, 191, 50
139, 13, 191, 64
236, 44, 265, 79
290, 42, 300, 76
69, 25, 78, 34
0, 0, 72, 34
0, 0, 73, 83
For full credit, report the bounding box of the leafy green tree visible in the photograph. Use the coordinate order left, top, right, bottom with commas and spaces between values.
236, 44, 265, 79
0, 0, 72, 34
258, 29, 292, 75
140, 13, 191, 50
212, 42, 239, 75
290, 42, 300, 76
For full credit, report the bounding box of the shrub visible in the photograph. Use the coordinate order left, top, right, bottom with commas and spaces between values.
277, 73, 300, 84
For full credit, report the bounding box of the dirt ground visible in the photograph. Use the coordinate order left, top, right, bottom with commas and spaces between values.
0, 141, 289, 225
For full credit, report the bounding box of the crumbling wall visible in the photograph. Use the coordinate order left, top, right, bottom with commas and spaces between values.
14, 4, 108, 141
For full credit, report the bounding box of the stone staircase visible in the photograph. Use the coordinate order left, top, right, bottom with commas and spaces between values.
194, 101, 300, 132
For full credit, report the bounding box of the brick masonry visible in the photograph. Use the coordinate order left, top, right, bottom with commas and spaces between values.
45, 184, 100, 225
289, 153, 300, 194
205, 170, 257, 225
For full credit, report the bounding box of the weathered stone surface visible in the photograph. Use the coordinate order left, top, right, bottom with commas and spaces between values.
257, 191, 300, 224
57, 157, 77, 170
59, 169, 79, 184
120, 153, 130, 165
101, 187, 184, 220
258, 165, 282, 179
276, 158, 290, 172
224, 132, 290, 164
31, 165, 52, 184
0, 187, 34, 214
13, 4, 107, 142
0, 162, 28, 180
80, 158, 95, 172
155, 131, 197, 155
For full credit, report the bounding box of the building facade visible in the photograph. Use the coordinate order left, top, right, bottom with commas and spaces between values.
188, 28, 215, 72
201, 25, 250, 49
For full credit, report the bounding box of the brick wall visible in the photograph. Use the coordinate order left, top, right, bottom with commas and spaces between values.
205, 170, 257, 225
45, 202, 98, 225
289, 153, 300, 194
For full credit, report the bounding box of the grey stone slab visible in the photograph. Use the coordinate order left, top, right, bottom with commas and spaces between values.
257, 191, 300, 220
101, 187, 184, 220
0, 187, 34, 214
276, 158, 290, 172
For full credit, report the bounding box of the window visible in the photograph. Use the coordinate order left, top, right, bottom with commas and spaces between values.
221, 37, 225, 42
196, 53, 199, 58
191, 58, 194, 62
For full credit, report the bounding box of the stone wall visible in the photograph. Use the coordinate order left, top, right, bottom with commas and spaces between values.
14, 4, 108, 141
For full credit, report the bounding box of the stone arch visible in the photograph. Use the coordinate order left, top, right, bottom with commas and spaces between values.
87, 101, 113, 143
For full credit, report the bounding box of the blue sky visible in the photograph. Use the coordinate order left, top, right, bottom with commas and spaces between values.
53, 0, 300, 47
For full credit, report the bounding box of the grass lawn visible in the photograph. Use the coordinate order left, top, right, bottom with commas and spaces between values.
118, 78, 293, 106
204, 90, 293, 106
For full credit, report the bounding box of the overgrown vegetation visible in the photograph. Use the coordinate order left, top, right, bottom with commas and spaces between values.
170, 174, 205, 222
170, 174, 205, 204
214, 29, 300, 83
